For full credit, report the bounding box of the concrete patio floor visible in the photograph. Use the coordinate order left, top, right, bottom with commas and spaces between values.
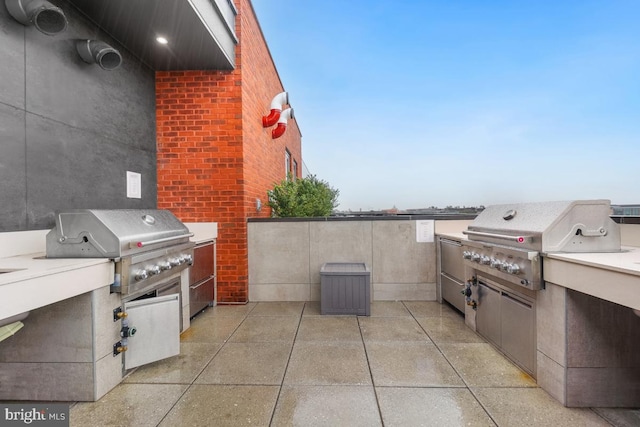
70, 301, 640, 426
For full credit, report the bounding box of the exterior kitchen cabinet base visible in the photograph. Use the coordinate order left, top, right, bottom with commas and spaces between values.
0, 362, 95, 401
0, 286, 122, 401
538, 282, 640, 407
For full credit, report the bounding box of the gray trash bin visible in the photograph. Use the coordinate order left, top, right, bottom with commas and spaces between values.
320, 262, 370, 316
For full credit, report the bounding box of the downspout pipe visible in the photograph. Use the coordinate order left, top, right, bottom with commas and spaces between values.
272, 108, 294, 139
262, 91, 289, 127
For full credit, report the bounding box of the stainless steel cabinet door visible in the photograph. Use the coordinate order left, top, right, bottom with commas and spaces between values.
439, 238, 465, 282
123, 294, 180, 370
190, 276, 215, 316
190, 243, 214, 284
501, 292, 535, 374
476, 281, 501, 347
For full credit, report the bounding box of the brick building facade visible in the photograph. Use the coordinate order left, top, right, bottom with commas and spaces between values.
156, 0, 302, 303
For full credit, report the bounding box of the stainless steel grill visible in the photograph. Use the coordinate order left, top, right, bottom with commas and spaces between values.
460, 199, 622, 377
462, 199, 620, 290
46, 209, 194, 296
46, 209, 195, 371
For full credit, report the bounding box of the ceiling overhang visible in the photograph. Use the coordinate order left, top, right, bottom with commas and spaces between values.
68, 0, 237, 71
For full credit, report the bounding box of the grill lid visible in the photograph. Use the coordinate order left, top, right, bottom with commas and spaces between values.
46, 209, 192, 258
464, 200, 620, 253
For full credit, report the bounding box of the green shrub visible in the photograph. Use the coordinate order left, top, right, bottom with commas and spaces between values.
267, 175, 339, 217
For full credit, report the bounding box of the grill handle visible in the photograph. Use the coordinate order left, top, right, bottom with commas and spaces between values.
129, 233, 194, 249
462, 230, 532, 244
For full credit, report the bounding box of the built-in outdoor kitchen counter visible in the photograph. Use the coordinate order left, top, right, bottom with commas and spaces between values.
539, 247, 640, 408
0, 229, 117, 401
436, 235, 640, 311
436, 204, 640, 409
0, 221, 217, 402
0, 234, 113, 323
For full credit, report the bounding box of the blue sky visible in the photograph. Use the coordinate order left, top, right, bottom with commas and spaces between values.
252, 1, 640, 211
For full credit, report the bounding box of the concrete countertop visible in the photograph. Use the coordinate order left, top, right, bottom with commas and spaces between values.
434, 220, 472, 241
543, 247, 640, 311
436, 232, 468, 242
0, 254, 110, 286
0, 253, 113, 322
0, 230, 114, 323
545, 246, 640, 277
184, 222, 218, 244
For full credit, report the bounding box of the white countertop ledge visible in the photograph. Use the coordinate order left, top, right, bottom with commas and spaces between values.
184, 222, 218, 244
543, 246, 640, 311
0, 253, 109, 285
544, 246, 640, 277
0, 253, 113, 322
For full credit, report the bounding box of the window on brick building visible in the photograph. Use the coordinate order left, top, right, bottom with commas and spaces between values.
293, 160, 298, 180
285, 149, 291, 180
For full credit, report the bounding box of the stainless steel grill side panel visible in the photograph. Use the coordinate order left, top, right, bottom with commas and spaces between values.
46, 211, 122, 257
542, 202, 620, 252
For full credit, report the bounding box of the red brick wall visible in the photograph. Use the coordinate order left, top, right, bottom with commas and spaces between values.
240, 0, 302, 213
156, 0, 302, 303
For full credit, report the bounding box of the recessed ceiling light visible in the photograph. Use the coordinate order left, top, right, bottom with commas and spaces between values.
156, 37, 168, 45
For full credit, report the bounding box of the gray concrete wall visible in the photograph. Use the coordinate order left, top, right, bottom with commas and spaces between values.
0, 0, 156, 231
621, 224, 640, 247
248, 218, 440, 301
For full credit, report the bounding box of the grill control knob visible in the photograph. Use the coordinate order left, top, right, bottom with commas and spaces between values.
462, 251, 472, 260
506, 264, 520, 274
148, 265, 161, 276
169, 258, 181, 267
480, 256, 491, 265
471, 253, 481, 263
134, 270, 148, 281
184, 254, 194, 265
159, 261, 172, 271
490, 258, 500, 269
